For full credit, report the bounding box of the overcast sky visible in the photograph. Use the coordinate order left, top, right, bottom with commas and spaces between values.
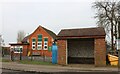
1, 0, 97, 45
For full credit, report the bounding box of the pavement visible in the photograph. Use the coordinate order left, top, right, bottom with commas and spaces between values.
1, 62, 119, 72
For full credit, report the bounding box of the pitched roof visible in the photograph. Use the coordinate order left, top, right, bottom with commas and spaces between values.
22, 26, 56, 43
42, 26, 56, 39
21, 35, 30, 43
58, 27, 105, 39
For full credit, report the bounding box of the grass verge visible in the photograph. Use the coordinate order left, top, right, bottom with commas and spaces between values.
19, 60, 54, 65
1, 57, 55, 66
2, 59, 12, 62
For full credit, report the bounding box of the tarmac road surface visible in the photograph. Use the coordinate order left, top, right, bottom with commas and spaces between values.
2, 69, 38, 74
2, 62, 120, 74
1, 69, 119, 74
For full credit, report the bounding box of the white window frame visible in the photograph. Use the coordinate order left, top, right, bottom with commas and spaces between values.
14, 46, 23, 53
37, 41, 42, 50
32, 38, 36, 50
44, 37, 48, 50
37, 34, 42, 50
10, 46, 14, 51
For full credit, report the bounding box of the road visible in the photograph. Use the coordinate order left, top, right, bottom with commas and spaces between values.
2, 69, 37, 74
1, 69, 119, 74
2, 60, 120, 74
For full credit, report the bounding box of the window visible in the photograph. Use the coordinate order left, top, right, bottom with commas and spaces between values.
37, 46, 40, 48
37, 34, 42, 50
32, 38, 36, 42
38, 43, 42, 45
14, 46, 23, 53
32, 38, 36, 50
37, 42, 42, 50
10, 46, 14, 51
32, 43, 35, 45
32, 46, 35, 49
45, 43, 47, 45
44, 38, 48, 50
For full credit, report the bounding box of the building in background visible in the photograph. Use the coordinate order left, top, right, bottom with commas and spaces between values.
9, 25, 56, 58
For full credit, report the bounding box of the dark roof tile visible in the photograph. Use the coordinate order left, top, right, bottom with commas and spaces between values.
58, 27, 105, 38
42, 26, 56, 39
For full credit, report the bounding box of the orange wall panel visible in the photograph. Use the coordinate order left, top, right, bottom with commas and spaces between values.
28, 26, 53, 57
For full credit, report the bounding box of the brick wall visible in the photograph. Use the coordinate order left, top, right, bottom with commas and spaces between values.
22, 45, 29, 56
58, 38, 106, 66
94, 38, 106, 66
28, 26, 53, 57
57, 40, 67, 65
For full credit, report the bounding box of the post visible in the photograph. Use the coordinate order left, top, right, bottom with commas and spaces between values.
20, 48, 22, 60
31, 50, 33, 61
42, 49, 45, 62
2, 47, 4, 57
11, 51, 14, 61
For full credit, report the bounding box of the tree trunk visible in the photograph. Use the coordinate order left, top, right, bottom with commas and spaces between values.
119, 21, 120, 39
111, 23, 114, 54
115, 25, 117, 39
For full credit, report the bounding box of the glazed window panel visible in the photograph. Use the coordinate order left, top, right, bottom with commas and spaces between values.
38, 38, 42, 41
37, 46, 42, 49
38, 34, 42, 42
38, 34, 42, 39
32, 38, 36, 50
38, 43, 42, 45
10, 46, 14, 51
14, 46, 23, 53
32, 39, 36, 42
44, 38, 48, 41
37, 41, 42, 50
45, 43, 47, 45
37, 34, 42, 50
32, 43, 35, 45
32, 44, 36, 50
32, 46, 35, 49
44, 38, 48, 50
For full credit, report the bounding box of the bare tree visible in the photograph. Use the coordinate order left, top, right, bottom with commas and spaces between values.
0, 35, 2, 46
0, 35, 4, 46
17, 30, 26, 43
93, 0, 120, 54
0, 35, 5, 57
